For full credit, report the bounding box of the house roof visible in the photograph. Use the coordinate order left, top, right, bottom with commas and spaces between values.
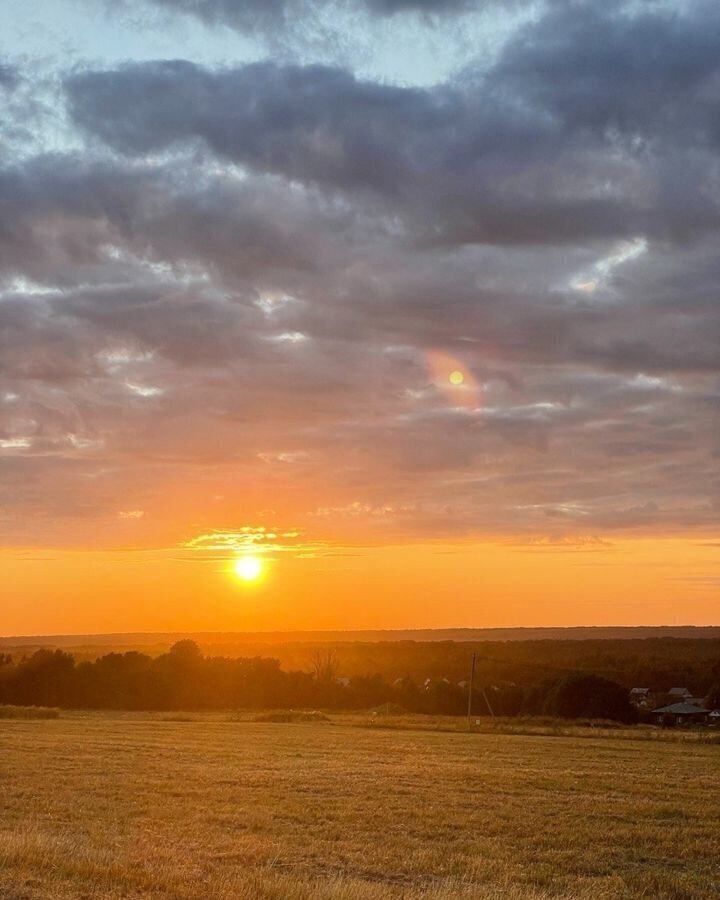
653, 702, 706, 715
668, 687, 691, 695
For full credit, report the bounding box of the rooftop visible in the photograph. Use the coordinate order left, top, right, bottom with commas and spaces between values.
653, 702, 706, 715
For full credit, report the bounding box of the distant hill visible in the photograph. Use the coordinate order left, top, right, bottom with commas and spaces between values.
3, 625, 720, 650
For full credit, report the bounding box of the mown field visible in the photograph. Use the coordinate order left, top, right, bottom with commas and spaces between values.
1, 713, 718, 899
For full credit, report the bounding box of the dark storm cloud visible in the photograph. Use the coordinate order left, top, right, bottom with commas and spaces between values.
493, 1, 720, 139
0, 152, 367, 293
64, 59, 632, 245
66, 1, 720, 247
66, 61, 453, 191
1, 0, 719, 543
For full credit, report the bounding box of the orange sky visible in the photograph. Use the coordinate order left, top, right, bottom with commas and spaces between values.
3, 1, 720, 636
2, 536, 718, 636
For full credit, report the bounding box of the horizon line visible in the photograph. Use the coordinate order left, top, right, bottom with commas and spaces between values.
3, 624, 720, 642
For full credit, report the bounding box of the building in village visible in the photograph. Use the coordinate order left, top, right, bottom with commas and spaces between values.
652, 702, 709, 727
667, 687, 693, 701
629, 687, 651, 707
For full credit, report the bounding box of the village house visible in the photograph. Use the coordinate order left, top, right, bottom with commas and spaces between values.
629, 687, 651, 707
667, 687, 693, 701
652, 702, 708, 727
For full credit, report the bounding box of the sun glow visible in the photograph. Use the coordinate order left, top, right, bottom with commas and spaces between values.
233, 556, 264, 582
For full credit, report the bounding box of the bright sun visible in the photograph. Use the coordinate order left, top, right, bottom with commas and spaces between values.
233, 556, 264, 582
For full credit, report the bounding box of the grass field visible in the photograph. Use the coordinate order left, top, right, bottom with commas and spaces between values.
1, 713, 718, 899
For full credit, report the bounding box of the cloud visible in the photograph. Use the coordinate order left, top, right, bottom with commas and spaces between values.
0, 64, 20, 92
0, 1, 718, 547
66, 3, 720, 249
138, 0, 487, 35
182, 526, 331, 557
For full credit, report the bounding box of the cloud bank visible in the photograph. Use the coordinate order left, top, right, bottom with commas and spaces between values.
1, 0, 718, 547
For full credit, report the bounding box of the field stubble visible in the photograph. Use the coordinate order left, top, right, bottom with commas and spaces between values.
0, 712, 718, 899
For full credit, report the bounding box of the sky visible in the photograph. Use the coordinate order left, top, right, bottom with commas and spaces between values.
0, 0, 718, 634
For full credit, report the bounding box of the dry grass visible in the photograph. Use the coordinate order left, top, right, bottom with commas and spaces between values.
1, 712, 718, 899
252, 709, 331, 724
344, 712, 720, 744
0, 704, 59, 720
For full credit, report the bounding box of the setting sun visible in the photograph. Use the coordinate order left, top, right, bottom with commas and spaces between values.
233, 556, 264, 582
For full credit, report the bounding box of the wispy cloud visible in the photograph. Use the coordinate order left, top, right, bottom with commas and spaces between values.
182, 527, 332, 558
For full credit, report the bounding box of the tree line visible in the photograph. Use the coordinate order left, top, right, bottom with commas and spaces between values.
216, 637, 720, 694
42, 636, 718, 695
0, 640, 683, 722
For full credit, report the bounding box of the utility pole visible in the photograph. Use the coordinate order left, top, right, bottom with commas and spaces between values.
467, 652, 476, 728
481, 685, 495, 718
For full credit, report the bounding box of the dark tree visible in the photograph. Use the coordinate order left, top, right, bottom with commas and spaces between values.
705, 682, 720, 710
312, 649, 339, 683
10, 650, 76, 707
543, 673, 638, 723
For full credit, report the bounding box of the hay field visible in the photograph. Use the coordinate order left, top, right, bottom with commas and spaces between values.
1, 713, 718, 899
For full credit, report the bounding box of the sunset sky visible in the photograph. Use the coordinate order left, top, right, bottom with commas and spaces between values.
1, 0, 718, 634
